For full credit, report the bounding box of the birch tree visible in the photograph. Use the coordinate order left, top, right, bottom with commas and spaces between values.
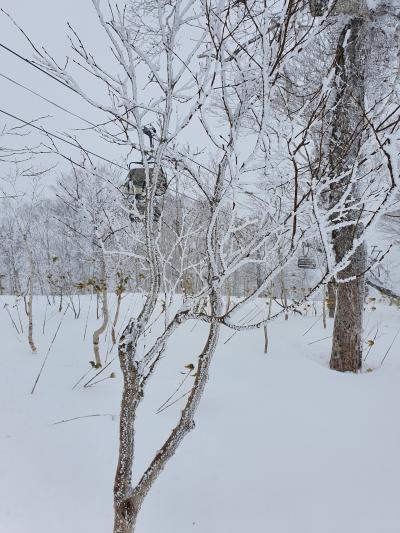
56, 166, 127, 367
0, 175, 45, 352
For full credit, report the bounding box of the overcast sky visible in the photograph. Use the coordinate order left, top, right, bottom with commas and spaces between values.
0, 0, 131, 185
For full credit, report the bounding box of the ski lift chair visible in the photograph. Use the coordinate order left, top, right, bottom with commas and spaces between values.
309, 0, 326, 16
309, 0, 364, 17
125, 166, 167, 222
298, 243, 317, 270
123, 126, 168, 223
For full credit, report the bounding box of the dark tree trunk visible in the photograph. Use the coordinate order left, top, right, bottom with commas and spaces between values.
112, 312, 221, 533
330, 230, 366, 372
328, 18, 368, 372
113, 499, 138, 533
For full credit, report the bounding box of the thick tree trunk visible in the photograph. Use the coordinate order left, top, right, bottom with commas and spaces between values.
330, 232, 366, 372
328, 17, 368, 372
114, 500, 138, 533
113, 312, 221, 532
113, 511, 135, 533
113, 318, 140, 533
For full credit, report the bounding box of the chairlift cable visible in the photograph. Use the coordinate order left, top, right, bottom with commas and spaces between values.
0, 63, 205, 204
0, 107, 127, 170
0, 42, 80, 94
0, 43, 254, 210
0, 42, 254, 201
0, 70, 100, 129
0, 106, 255, 211
0, 42, 130, 131
0, 106, 204, 206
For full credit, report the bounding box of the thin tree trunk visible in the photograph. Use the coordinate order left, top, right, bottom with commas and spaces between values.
92, 255, 109, 367
58, 290, 63, 312
280, 269, 288, 321
96, 292, 100, 320
112, 291, 123, 345
24, 239, 37, 353
322, 285, 327, 329
264, 290, 273, 353
326, 281, 336, 318
113, 307, 221, 532
27, 276, 37, 353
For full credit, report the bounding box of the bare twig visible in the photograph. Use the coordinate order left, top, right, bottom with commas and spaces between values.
51, 413, 115, 425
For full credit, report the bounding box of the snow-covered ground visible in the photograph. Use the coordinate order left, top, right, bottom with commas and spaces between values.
1, 294, 400, 533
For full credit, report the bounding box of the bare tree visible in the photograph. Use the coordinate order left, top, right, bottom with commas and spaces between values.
20, 2, 326, 530
0, 174, 45, 352
56, 166, 126, 367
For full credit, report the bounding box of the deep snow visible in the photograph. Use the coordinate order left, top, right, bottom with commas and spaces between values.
1, 294, 400, 533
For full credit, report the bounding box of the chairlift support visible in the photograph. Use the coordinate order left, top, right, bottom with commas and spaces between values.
123, 126, 167, 223
298, 243, 317, 270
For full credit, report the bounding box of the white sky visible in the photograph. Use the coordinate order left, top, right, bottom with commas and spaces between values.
0, 0, 130, 185
0, 0, 277, 209
0, 0, 396, 256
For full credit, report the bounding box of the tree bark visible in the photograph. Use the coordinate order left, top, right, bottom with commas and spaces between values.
330, 232, 366, 372
113, 342, 140, 532
114, 500, 138, 533
113, 313, 221, 533
328, 18, 368, 372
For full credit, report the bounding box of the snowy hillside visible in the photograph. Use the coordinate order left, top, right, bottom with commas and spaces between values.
1, 295, 400, 533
